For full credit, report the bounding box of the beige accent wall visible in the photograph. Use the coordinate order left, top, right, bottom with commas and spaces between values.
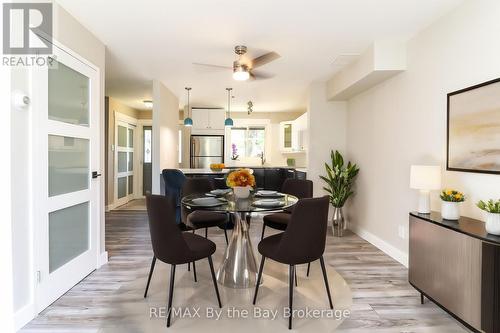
105, 97, 151, 206
344, 0, 500, 264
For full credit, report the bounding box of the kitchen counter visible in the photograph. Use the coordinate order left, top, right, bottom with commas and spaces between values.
178, 168, 229, 175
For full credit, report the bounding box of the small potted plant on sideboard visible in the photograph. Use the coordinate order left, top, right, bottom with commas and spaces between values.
477, 199, 500, 235
439, 189, 465, 220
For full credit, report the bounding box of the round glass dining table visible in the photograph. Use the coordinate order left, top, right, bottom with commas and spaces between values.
181, 191, 298, 289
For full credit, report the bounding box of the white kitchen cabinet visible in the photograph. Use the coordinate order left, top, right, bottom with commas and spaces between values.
279, 112, 308, 152
191, 108, 225, 134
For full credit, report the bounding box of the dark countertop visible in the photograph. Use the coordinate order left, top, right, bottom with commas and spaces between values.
410, 211, 500, 245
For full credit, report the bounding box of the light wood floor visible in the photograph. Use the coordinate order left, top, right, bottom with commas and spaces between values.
21, 210, 469, 332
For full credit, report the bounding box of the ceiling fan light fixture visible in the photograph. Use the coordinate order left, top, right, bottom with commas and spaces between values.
233, 64, 250, 81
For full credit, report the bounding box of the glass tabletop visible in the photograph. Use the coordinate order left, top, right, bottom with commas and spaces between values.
181, 192, 298, 213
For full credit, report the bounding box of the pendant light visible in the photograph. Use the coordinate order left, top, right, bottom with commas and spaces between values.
224, 87, 234, 127
183, 87, 193, 126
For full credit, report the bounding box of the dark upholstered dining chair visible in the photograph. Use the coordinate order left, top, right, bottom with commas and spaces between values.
253, 196, 333, 329
181, 178, 233, 244
261, 179, 313, 238
144, 194, 222, 327
261, 178, 314, 276
162, 169, 187, 227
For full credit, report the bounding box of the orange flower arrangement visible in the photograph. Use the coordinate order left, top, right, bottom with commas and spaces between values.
226, 168, 255, 188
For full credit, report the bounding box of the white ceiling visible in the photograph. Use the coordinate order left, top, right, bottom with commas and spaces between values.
57, 0, 463, 111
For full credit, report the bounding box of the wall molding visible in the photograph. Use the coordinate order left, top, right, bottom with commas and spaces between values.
98, 251, 109, 267
14, 303, 35, 331
349, 224, 409, 267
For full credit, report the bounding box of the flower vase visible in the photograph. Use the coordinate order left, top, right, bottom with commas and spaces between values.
332, 207, 345, 237
485, 212, 500, 235
233, 186, 251, 199
441, 201, 461, 220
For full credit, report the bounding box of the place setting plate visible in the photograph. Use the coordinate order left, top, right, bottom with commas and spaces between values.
252, 199, 285, 208
254, 190, 285, 198
205, 189, 232, 197
189, 197, 226, 207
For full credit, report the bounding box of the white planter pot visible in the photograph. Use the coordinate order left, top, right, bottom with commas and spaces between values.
441, 201, 461, 220
233, 186, 251, 199
485, 212, 500, 235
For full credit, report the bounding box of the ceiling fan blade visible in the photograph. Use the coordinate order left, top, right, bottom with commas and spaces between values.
249, 70, 275, 80
192, 62, 232, 71
250, 52, 280, 69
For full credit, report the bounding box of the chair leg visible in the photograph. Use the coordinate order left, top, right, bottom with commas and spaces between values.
166, 264, 176, 327
260, 224, 266, 240
188, 262, 190, 271
192, 260, 197, 282
295, 268, 298, 287
144, 256, 156, 298
224, 228, 228, 245
208, 256, 222, 308
319, 256, 333, 309
246, 214, 251, 225
306, 262, 311, 277
253, 256, 266, 305
205, 227, 208, 238
289, 265, 295, 329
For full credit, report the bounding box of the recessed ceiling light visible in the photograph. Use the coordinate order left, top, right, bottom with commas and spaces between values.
143, 100, 153, 108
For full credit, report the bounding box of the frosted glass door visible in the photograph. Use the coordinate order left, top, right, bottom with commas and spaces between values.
115, 121, 135, 205
33, 45, 100, 311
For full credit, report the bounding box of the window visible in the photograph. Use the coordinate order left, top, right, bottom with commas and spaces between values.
230, 126, 265, 158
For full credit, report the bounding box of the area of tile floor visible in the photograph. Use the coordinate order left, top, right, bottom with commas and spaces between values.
20, 210, 470, 332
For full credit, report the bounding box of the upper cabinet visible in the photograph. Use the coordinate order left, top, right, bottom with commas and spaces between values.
191, 108, 226, 134
279, 112, 308, 153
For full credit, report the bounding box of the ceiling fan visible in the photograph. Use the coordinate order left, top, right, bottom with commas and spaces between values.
193, 45, 280, 81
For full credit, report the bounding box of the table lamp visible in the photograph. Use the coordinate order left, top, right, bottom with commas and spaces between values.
410, 165, 441, 214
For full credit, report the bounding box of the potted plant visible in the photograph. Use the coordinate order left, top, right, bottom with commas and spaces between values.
439, 189, 465, 220
226, 168, 255, 199
320, 150, 359, 237
477, 199, 500, 235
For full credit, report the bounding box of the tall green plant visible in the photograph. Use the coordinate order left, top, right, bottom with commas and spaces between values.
320, 150, 360, 208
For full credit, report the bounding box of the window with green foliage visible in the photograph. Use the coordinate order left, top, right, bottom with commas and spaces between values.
230, 126, 265, 158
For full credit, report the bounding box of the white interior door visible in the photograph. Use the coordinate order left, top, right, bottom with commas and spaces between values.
115, 120, 135, 206
33, 45, 100, 311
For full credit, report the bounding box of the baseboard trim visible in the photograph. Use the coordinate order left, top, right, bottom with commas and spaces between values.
14, 303, 36, 331
98, 251, 108, 267
349, 224, 409, 267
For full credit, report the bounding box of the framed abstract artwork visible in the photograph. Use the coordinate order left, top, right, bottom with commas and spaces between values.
447, 78, 500, 174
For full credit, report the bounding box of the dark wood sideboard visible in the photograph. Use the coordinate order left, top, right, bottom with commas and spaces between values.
409, 212, 500, 333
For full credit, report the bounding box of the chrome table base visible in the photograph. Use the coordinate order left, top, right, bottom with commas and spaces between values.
216, 212, 259, 288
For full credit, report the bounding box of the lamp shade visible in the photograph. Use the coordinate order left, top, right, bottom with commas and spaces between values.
410, 165, 441, 190
183, 117, 193, 126
224, 117, 234, 127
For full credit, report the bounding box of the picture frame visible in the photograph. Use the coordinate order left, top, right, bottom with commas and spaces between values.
447, 78, 500, 174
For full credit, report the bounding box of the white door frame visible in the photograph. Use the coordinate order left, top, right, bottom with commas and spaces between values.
137, 119, 152, 197
114, 112, 137, 207
32, 40, 101, 312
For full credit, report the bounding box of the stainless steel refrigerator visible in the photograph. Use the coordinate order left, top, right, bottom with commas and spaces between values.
190, 135, 224, 168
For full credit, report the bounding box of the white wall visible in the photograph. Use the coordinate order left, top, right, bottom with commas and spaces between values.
345, 0, 500, 261
9, 3, 106, 328
1, 55, 15, 332
307, 82, 347, 199
152, 80, 179, 193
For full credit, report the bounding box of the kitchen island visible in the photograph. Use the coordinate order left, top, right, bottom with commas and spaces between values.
160, 167, 307, 194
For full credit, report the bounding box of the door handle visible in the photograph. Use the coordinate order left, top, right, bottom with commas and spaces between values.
92, 171, 102, 179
